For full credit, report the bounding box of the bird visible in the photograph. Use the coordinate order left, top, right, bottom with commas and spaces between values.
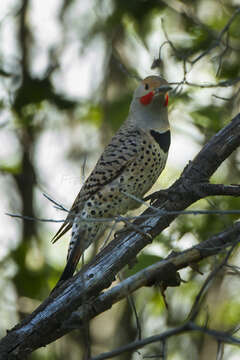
52, 75, 172, 283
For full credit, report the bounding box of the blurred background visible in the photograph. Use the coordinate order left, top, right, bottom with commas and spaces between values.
0, 0, 240, 359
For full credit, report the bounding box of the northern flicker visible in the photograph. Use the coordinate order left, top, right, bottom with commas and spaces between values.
53, 76, 172, 282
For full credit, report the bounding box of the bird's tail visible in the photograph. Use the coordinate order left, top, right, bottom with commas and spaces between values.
51, 249, 82, 294
51, 233, 84, 293
58, 248, 82, 282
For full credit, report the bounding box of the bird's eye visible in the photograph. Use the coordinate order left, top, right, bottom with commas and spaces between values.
145, 83, 149, 90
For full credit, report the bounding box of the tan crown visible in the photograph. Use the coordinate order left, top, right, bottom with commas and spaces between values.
142, 76, 170, 91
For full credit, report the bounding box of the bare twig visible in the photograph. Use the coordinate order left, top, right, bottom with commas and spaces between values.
159, 8, 240, 93
90, 321, 240, 360
191, 8, 240, 65
112, 48, 141, 81
118, 272, 142, 341
42, 193, 69, 212
188, 240, 239, 321
6, 207, 240, 226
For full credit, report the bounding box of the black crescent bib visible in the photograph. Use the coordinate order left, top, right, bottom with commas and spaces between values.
150, 130, 171, 153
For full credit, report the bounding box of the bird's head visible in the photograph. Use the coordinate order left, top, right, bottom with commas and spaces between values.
135, 76, 171, 107
130, 76, 172, 132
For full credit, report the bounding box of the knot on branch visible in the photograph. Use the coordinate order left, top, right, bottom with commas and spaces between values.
146, 261, 181, 289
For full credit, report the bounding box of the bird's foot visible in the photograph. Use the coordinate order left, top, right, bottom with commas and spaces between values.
144, 189, 172, 205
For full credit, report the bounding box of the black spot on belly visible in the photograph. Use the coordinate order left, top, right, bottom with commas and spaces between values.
150, 130, 171, 153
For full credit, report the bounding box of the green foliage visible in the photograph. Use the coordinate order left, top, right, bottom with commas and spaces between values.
14, 76, 77, 117
124, 253, 163, 277
104, 93, 132, 131
112, 0, 166, 36
79, 103, 103, 127
218, 299, 240, 328
191, 105, 226, 136
11, 241, 52, 299
230, 15, 240, 38
219, 61, 240, 80
0, 162, 21, 174
184, 26, 212, 55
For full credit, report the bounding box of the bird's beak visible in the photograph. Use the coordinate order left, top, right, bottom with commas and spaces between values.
154, 85, 172, 95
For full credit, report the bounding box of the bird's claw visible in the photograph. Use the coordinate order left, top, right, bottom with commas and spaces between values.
144, 189, 170, 205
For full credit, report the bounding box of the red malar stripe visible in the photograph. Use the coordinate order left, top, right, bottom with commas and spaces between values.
140, 91, 154, 105
164, 94, 169, 107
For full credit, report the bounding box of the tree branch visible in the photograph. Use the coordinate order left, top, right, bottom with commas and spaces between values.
90, 321, 240, 360
89, 237, 240, 360
0, 114, 239, 359
62, 221, 240, 331
196, 183, 240, 197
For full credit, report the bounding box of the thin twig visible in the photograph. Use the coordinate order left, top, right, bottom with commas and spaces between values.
90, 321, 240, 360
118, 272, 142, 341
42, 193, 69, 212
6, 207, 240, 226
188, 240, 239, 322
